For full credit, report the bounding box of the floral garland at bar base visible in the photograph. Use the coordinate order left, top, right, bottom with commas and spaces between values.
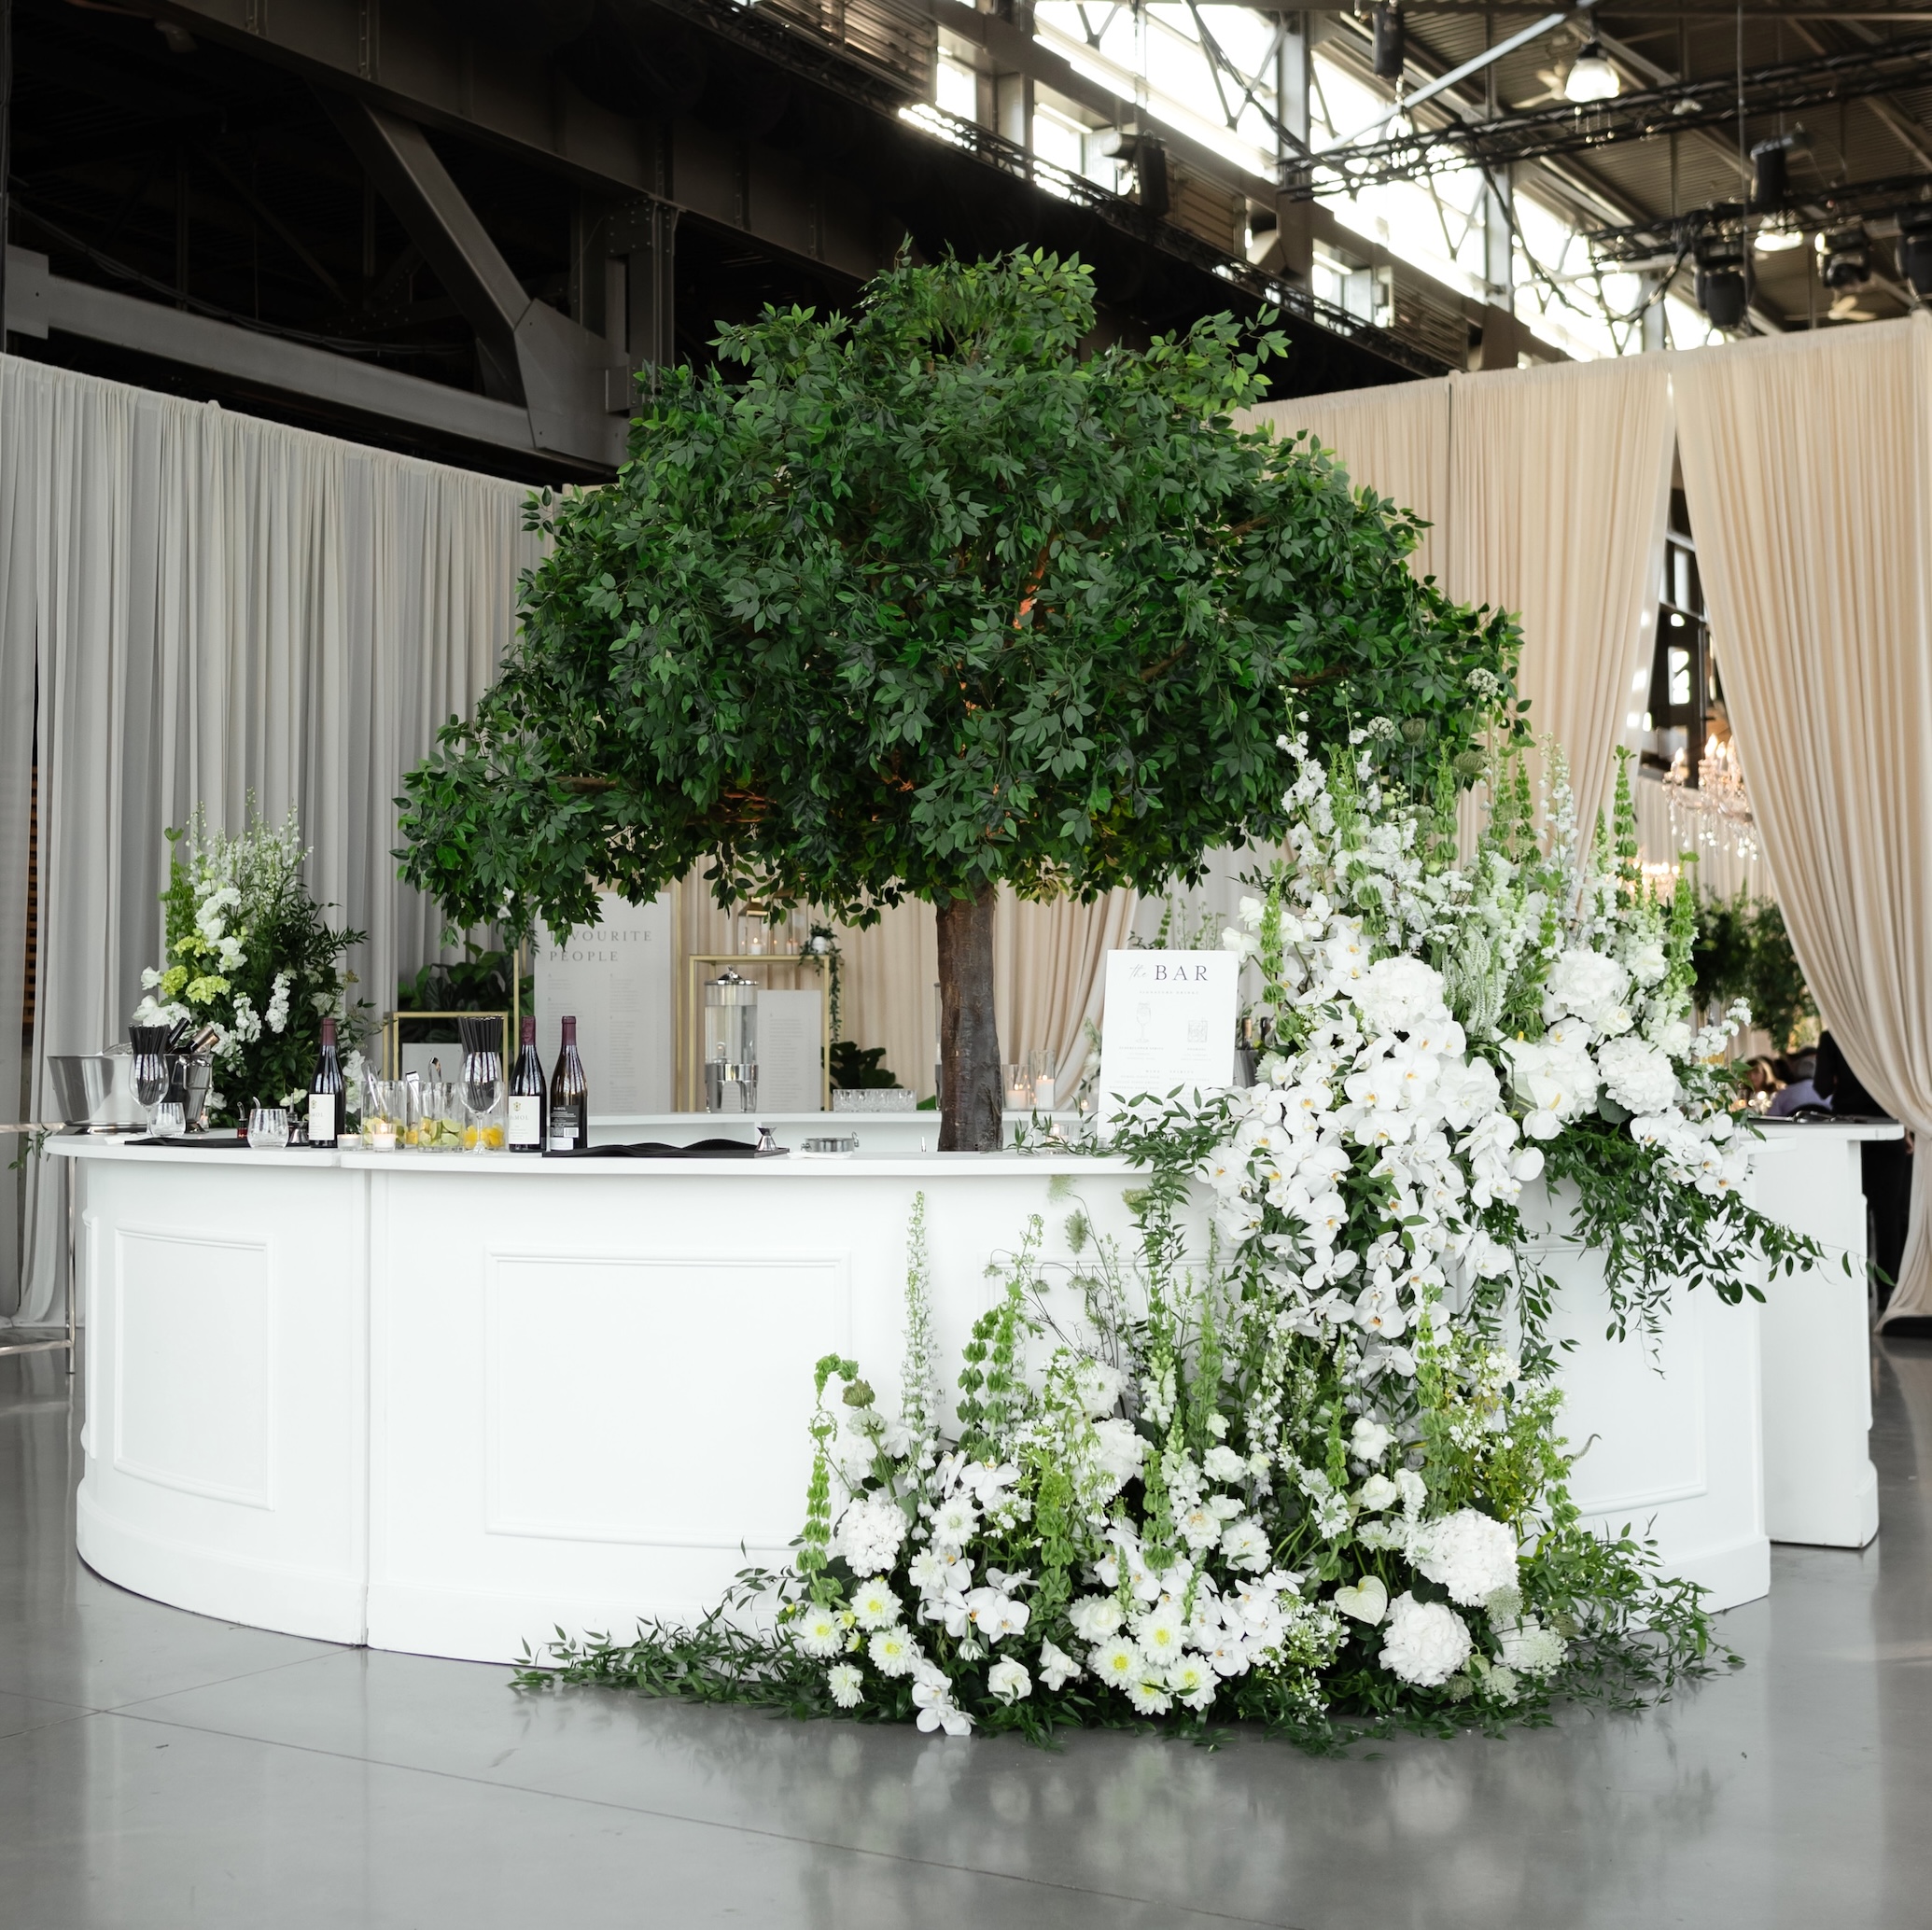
516, 734, 1828, 1746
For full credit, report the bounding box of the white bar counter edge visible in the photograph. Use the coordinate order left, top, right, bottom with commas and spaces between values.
52, 1120, 1883, 1661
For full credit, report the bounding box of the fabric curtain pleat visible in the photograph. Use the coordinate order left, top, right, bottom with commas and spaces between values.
1673, 313, 1932, 1322
0, 357, 542, 1320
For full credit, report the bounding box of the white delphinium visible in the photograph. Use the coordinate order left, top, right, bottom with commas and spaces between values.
1416, 1509, 1519, 1607
264, 971, 293, 1034
1379, 1592, 1473, 1686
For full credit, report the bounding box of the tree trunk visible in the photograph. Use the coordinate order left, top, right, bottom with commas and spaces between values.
936, 884, 1003, 1152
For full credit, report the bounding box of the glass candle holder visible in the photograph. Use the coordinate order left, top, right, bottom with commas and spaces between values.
1003, 1063, 1032, 1110
1027, 1049, 1058, 1112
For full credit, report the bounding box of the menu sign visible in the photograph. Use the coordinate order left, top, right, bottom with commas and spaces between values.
533, 891, 675, 1115
1097, 950, 1239, 1129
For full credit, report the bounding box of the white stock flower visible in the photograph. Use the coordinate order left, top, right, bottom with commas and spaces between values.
1379, 1592, 1473, 1686
827, 1663, 864, 1708
1203, 1444, 1249, 1484
1417, 1509, 1519, 1606
987, 1657, 1031, 1702
1072, 1358, 1125, 1419
1626, 941, 1668, 987
1091, 1419, 1147, 1493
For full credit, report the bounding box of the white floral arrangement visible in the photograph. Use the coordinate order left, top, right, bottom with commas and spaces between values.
518, 732, 1820, 1741
133, 805, 368, 1125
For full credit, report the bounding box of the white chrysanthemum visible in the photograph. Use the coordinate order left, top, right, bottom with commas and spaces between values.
834, 1497, 908, 1576
1417, 1508, 1519, 1606
1125, 1679, 1172, 1715
1037, 1640, 1081, 1690
792, 1603, 844, 1658
827, 1663, 864, 1708
1379, 1592, 1473, 1686
868, 1626, 918, 1677
1090, 1638, 1141, 1686
1133, 1607, 1186, 1665
987, 1657, 1031, 1703
849, 1578, 902, 1629
1166, 1654, 1217, 1711
1595, 1033, 1678, 1116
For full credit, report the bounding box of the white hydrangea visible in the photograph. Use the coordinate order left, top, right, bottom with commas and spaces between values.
833, 1497, 907, 1575
1355, 956, 1449, 1038
1417, 1509, 1519, 1606
1379, 1592, 1473, 1686
1543, 947, 1631, 1029
1595, 1033, 1678, 1117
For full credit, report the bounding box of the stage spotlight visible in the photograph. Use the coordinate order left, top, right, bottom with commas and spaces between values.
1898, 207, 1932, 301
1565, 39, 1619, 104
1694, 241, 1749, 329
1754, 219, 1804, 255
1820, 225, 1871, 291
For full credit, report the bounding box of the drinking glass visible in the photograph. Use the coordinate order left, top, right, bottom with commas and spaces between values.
420, 1080, 464, 1152
151, 1101, 186, 1139
248, 1106, 290, 1150
130, 1025, 172, 1132
459, 1017, 504, 1152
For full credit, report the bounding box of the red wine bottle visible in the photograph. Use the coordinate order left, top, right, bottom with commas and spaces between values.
308, 1016, 344, 1149
547, 1015, 589, 1153
508, 1016, 546, 1154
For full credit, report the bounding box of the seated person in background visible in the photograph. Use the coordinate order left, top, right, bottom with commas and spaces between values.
1743, 1056, 1783, 1112
1768, 1048, 1822, 1115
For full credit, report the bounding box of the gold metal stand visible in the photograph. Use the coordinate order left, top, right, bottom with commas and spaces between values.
682, 956, 833, 1112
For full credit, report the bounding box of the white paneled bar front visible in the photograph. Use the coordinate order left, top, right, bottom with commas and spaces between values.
53, 1124, 1880, 1662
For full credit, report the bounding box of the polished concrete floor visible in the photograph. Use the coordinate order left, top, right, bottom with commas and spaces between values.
2, 1345, 1930, 1930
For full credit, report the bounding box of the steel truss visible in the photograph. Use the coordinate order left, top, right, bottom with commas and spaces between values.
1281, 35, 1932, 201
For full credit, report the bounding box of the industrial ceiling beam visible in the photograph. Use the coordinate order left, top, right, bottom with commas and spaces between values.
1281, 33, 1932, 198
315, 91, 627, 467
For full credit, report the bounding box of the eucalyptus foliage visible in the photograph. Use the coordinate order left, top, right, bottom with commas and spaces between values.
398, 246, 1519, 953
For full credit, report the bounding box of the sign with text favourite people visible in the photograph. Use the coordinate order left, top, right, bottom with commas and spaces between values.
533, 892, 675, 1115
1097, 949, 1239, 1134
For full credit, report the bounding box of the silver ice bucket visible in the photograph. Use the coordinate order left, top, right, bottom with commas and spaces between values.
49, 1052, 141, 1128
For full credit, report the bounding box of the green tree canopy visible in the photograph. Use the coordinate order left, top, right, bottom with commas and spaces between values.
399, 248, 1521, 1144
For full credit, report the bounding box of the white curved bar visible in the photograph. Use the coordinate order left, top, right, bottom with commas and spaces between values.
56, 1124, 1872, 1657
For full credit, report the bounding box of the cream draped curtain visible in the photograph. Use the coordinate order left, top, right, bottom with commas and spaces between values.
1673, 314, 1932, 1322
0, 357, 544, 1322
1240, 356, 1673, 863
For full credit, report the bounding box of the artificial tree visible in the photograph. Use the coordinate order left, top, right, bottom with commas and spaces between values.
399, 248, 1519, 1148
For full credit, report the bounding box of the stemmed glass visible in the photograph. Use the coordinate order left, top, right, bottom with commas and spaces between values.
130, 1026, 173, 1134
459, 1015, 505, 1152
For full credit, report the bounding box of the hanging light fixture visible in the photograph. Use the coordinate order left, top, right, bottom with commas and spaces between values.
1371, 5, 1406, 82
1754, 218, 1805, 255
1694, 238, 1749, 329
1564, 38, 1619, 104
1820, 224, 1872, 291
1898, 206, 1932, 301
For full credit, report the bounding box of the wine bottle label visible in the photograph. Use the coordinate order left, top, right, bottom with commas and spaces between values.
549, 1105, 581, 1151
310, 1093, 336, 1144
508, 1096, 542, 1146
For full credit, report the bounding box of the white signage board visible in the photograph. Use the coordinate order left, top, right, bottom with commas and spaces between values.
533, 891, 675, 1115
1097, 949, 1239, 1129
753, 988, 826, 1114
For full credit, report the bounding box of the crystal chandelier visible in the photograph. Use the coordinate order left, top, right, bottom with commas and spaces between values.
1664, 733, 1759, 863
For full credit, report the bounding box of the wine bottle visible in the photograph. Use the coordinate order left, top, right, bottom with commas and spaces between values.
508, 1016, 546, 1154
547, 1014, 589, 1153
308, 1016, 344, 1149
